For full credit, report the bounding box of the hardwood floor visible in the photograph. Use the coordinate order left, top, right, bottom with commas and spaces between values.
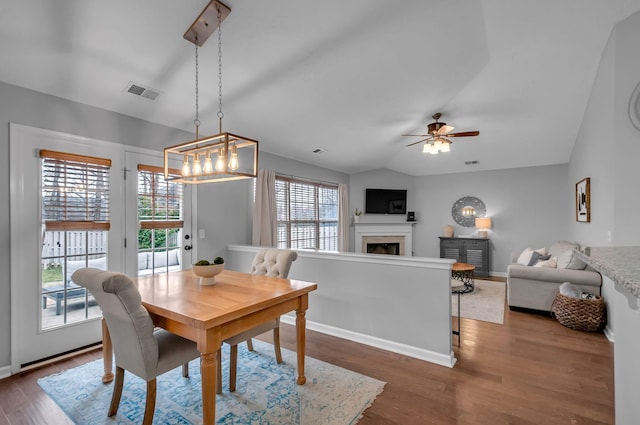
0, 287, 614, 425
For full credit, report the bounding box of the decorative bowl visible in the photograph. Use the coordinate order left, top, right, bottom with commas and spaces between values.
191, 263, 224, 285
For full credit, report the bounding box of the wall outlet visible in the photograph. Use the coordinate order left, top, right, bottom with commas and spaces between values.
199, 229, 206, 239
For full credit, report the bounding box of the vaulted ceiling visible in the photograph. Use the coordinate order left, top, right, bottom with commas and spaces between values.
2, 0, 639, 176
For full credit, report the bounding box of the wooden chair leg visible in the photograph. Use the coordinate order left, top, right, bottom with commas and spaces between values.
216, 349, 222, 394
229, 344, 238, 392
246, 338, 254, 351
182, 363, 189, 378
108, 367, 125, 417
142, 379, 157, 425
273, 326, 283, 364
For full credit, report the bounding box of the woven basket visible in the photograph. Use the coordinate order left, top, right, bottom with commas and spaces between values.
551, 292, 606, 332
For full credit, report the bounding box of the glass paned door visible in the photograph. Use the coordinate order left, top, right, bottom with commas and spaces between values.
124, 152, 192, 278
9, 124, 123, 371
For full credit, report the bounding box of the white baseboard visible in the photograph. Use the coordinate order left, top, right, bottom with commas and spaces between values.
280, 316, 456, 368
0, 365, 10, 380
490, 271, 507, 278
604, 326, 614, 343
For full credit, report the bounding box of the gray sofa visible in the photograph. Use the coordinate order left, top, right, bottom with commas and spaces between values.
507, 240, 602, 312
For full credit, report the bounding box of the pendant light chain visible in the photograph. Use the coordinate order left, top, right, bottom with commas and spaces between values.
194, 42, 200, 139
217, 6, 224, 132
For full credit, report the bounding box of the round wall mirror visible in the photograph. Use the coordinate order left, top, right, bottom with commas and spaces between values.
452, 196, 486, 227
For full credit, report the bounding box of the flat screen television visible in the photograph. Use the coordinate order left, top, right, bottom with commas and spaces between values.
365, 189, 407, 214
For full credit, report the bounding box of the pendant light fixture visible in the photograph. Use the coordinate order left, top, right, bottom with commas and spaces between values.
164, 0, 258, 184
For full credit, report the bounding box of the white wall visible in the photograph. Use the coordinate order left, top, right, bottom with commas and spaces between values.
567, 25, 616, 246
567, 11, 640, 424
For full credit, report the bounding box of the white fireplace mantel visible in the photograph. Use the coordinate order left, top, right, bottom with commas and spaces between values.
355, 221, 416, 256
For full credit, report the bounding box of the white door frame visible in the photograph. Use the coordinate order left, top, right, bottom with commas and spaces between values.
9, 123, 198, 374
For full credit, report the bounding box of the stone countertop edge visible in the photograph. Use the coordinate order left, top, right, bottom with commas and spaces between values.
574, 247, 640, 299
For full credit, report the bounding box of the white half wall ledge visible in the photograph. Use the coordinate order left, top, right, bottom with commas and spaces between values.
227, 244, 456, 368
280, 316, 456, 368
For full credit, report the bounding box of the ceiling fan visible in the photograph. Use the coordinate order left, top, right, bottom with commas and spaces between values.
403, 112, 480, 154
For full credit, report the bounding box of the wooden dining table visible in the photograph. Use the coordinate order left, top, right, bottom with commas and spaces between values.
99, 269, 317, 425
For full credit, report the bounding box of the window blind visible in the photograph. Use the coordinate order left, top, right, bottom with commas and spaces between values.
275, 175, 338, 250
40, 149, 111, 231
138, 164, 184, 229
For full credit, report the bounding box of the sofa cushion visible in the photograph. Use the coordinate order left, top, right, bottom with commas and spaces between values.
138, 252, 148, 270
534, 256, 557, 268
150, 249, 181, 268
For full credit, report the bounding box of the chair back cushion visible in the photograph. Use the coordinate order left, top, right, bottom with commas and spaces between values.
71, 268, 158, 380
250, 248, 298, 278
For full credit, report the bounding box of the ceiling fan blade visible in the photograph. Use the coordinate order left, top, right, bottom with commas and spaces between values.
436, 125, 455, 135
402, 134, 429, 137
405, 138, 429, 147
446, 131, 480, 138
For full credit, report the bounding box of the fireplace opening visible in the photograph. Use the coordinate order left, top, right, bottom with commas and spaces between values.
367, 242, 400, 255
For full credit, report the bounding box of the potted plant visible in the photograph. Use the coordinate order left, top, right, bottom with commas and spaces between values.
192, 257, 225, 285
354, 208, 362, 223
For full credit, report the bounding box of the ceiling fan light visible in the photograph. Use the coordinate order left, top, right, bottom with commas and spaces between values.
440, 142, 451, 153
423, 143, 432, 154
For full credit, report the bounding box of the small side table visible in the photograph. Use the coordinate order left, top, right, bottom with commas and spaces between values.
451, 262, 476, 345
451, 262, 475, 293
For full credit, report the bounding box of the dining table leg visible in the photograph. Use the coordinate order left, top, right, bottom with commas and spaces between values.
295, 295, 309, 385
101, 319, 114, 383
199, 342, 221, 425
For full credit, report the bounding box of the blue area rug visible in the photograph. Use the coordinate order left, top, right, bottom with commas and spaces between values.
38, 340, 385, 424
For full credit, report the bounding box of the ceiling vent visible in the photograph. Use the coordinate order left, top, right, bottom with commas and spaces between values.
124, 81, 161, 101
465, 160, 479, 165
312, 147, 328, 154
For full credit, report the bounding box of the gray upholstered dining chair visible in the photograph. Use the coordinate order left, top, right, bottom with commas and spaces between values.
219, 248, 298, 392
72, 268, 200, 425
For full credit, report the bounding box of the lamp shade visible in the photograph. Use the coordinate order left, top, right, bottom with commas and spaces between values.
475, 217, 492, 229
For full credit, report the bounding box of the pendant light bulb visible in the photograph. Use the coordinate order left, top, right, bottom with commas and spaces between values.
193, 153, 203, 175
228, 144, 239, 171
215, 148, 225, 172
203, 151, 214, 174
182, 155, 191, 176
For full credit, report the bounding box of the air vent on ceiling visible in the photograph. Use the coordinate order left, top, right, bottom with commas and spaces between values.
313, 147, 328, 154
124, 81, 161, 101
465, 160, 479, 165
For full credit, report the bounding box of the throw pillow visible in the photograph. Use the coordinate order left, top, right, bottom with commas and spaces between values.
557, 249, 587, 269
534, 256, 557, 268
517, 247, 547, 266
528, 254, 551, 266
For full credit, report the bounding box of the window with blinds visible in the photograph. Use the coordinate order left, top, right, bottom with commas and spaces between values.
137, 165, 184, 275
40, 150, 111, 231
276, 176, 338, 250
40, 149, 111, 328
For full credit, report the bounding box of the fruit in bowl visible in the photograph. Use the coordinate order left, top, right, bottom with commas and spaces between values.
192, 257, 224, 285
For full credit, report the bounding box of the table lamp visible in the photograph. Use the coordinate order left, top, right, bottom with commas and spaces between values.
475, 217, 492, 238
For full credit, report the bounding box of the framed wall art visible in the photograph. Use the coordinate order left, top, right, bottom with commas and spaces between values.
576, 177, 591, 223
